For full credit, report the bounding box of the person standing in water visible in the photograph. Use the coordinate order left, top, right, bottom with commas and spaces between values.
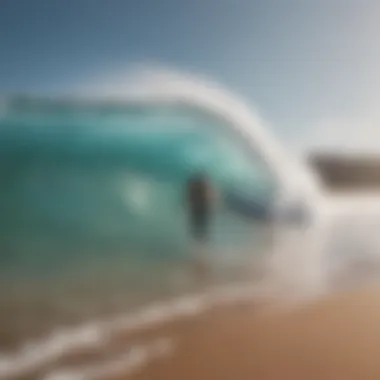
186, 172, 214, 244
186, 172, 216, 282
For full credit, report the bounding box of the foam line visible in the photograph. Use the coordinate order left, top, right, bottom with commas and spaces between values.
0, 282, 268, 379
43, 338, 174, 380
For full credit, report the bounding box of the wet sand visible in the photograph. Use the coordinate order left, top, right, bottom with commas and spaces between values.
119, 286, 380, 380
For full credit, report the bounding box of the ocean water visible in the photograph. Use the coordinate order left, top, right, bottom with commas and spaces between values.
0, 100, 275, 377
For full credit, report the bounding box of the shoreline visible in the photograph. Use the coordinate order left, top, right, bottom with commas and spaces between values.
6, 281, 380, 379
0, 281, 269, 379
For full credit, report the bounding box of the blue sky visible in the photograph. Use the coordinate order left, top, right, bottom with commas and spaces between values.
1, 0, 380, 151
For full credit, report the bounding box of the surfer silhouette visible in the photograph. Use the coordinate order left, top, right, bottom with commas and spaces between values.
185, 172, 216, 283
186, 173, 214, 244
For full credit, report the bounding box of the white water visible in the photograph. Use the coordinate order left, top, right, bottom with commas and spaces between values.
43, 338, 174, 380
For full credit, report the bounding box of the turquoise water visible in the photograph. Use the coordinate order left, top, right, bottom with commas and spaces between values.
0, 100, 275, 349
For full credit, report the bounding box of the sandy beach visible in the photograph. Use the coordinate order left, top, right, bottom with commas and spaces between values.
114, 286, 380, 380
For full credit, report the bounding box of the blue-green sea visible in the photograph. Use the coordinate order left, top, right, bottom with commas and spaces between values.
0, 100, 274, 353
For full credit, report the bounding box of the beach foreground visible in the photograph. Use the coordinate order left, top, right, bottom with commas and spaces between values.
119, 286, 380, 380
